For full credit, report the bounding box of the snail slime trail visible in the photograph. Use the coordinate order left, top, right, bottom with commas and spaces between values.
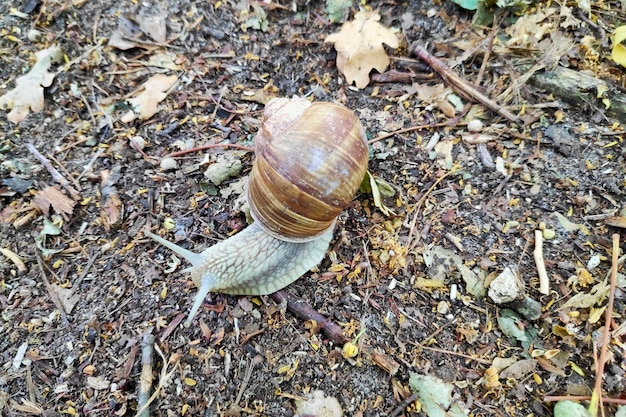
146, 97, 369, 326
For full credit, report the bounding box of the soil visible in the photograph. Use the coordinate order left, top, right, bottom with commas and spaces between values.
0, 0, 625, 416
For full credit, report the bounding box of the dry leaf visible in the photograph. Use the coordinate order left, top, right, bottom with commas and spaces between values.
605, 216, 626, 228
559, 280, 610, 310
0, 247, 27, 272
32, 186, 76, 220
325, 10, 399, 89
100, 167, 123, 231
51, 284, 81, 314
121, 74, 178, 122
109, 17, 144, 50
136, 10, 168, 43
0, 45, 63, 123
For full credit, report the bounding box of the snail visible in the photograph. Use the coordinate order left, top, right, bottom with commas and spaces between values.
144, 97, 369, 325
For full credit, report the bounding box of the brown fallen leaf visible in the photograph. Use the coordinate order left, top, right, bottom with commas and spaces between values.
121, 73, 178, 122
51, 284, 81, 314
100, 167, 123, 231
136, 10, 168, 43
109, 17, 144, 50
32, 186, 76, 220
605, 216, 626, 228
325, 10, 399, 89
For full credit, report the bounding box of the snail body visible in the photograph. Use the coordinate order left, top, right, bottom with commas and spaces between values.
146, 97, 368, 325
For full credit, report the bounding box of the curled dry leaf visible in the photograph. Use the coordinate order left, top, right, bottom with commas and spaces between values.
0, 247, 27, 272
325, 10, 399, 89
0, 45, 63, 123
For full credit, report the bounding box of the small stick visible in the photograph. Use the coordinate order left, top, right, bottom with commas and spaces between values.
165, 142, 254, 158
0, 247, 27, 272
270, 290, 349, 345
389, 393, 418, 417
368, 121, 454, 145
137, 333, 156, 417
35, 254, 68, 324
25, 143, 80, 199
533, 230, 550, 295
234, 355, 263, 406
544, 395, 626, 405
134, 348, 179, 417
590, 234, 621, 417
410, 44, 520, 124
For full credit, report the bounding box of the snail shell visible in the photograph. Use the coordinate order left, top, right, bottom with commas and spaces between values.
248, 98, 369, 241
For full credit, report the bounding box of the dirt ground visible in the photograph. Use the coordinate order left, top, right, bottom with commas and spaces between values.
1, 0, 625, 416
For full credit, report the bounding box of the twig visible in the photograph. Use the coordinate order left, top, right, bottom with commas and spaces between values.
533, 230, 550, 295
270, 290, 349, 345
35, 254, 69, 324
164, 142, 254, 158
68, 251, 98, 298
134, 345, 179, 417
590, 234, 621, 417
389, 393, 418, 417
25, 143, 80, 199
475, 17, 499, 86
234, 355, 263, 406
409, 44, 520, 124
368, 121, 453, 145
137, 333, 155, 417
0, 247, 27, 272
544, 395, 626, 405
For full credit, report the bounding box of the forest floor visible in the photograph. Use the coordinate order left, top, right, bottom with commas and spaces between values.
1, 0, 625, 416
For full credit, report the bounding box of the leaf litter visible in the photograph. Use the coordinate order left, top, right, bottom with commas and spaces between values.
0, 0, 626, 416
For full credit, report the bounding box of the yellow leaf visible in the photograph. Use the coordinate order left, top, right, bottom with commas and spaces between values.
569, 361, 584, 376
611, 26, 626, 67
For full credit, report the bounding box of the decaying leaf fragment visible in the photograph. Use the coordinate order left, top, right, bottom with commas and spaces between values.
325, 10, 399, 89
121, 74, 178, 123
0, 45, 63, 123
32, 186, 76, 221
100, 167, 123, 231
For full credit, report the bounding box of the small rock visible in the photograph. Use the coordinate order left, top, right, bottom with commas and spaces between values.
28, 29, 43, 42
159, 157, 178, 171
130, 135, 146, 150
467, 119, 483, 133
488, 267, 522, 304
295, 390, 343, 417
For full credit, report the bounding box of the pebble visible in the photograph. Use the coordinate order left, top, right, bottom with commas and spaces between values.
488, 267, 522, 304
160, 157, 179, 171
467, 119, 484, 133
27, 29, 43, 42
